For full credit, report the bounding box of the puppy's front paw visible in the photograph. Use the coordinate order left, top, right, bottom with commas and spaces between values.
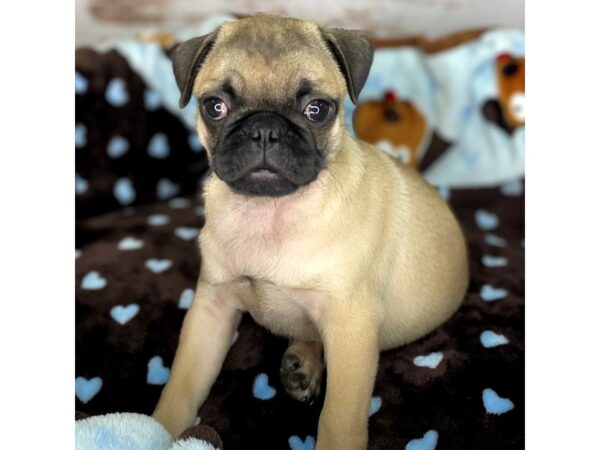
280, 349, 323, 404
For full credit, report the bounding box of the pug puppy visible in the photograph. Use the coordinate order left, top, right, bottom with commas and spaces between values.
153, 15, 468, 450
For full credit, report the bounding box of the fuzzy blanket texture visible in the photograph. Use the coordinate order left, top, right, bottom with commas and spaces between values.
76, 32, 524, 449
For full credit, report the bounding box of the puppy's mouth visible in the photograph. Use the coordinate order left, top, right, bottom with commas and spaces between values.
227, 165, 299, 197
248, 168, 281, 181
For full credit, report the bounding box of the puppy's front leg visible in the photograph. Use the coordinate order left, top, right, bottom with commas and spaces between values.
315, 295, 380, 450
153, 280, 249, 437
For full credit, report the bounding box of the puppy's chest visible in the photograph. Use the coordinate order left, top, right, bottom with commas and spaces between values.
244, 280, 326, 340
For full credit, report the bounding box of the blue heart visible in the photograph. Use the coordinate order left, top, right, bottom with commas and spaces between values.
178, 288, 195, 309
406, 430, 438, 450
107, 136, 129, 159
188, 133, 203, 152
118, 236, 144, 251
148, 133, 170, 159
105, 78, 129, 107
369, 396, 382, 416
481, 255, 507, 268
144, 89, 162, 110
147, 356, 170, 385
413, 352, 443, 369
175, 227, 200, 241
145, 258, 173, 274
475, 209, 499, 231
76, 174, 89, 195
75, 376, 102, 403
113, 178, 136, 206
288, 435, 315, 450
484, 233, 507, 247
253, 373, 276, 400
110, 304, 140, 325
482, 388, 514, 415
480, 284, 508, 302
81, 271, 107, 290
147, 214, 170, 226
75, 71, 88, 94
500, 179, 523, 197
480, 330, 509, 348
157, 178, 180, 200
169, 197, 191, 209
75, 123, 87, 148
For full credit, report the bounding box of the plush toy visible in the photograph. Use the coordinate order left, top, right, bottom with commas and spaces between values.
76, 412, 223, 450
495, 53, 525, 127
353, 90, 430, 168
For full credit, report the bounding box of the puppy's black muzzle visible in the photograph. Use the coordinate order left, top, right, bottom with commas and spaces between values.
212, 111, 323, 197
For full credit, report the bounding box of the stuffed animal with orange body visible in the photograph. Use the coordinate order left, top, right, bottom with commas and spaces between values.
353, 91, 430, 168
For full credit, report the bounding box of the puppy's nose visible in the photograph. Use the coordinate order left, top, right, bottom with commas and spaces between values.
251, 127, 280, 147
244, 112, 288, 152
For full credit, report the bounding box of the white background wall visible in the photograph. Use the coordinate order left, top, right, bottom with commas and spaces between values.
76, 0, 524, 47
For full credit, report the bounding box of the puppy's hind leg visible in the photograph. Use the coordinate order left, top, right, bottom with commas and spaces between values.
280, 340, 323, 404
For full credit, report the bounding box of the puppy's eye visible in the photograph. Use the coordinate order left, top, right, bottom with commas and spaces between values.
303, 100, 333, 122
203, 97, 228, 120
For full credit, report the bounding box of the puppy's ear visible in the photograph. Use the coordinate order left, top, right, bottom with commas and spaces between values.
321, 28, 374, 104
171, 33, 217, 108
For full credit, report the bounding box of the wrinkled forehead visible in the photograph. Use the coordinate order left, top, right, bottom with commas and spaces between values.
192, 20, 346, 104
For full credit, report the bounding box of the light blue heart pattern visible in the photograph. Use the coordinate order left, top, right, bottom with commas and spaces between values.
75, 71, 88, 94
480, 284, 508, 302
253, 373, 276, 400
113, 178, 136, 206
75, 123, 87, 148
145, 258, 173, 274
148, 133, 170, 159
480, 330, 509, 348
75, 376, 102, 403
105, 78, 129, 107
144, 89, 162, 110
118, 236, 144, 251
110, 304, 140, 325
482, 388, 514, 415
188, 133, 203, 152
406, 430, 438, 450
76, 174, 89, 195
157, 178, 180, 200
81, 271, 107, 290
482, 255, 508, 268
179, 288, 195, 309
169, 198, 191, 209
484, 233, 507, 247
475, 209, 499, 231
369, 396, 382, 416
147, 356, 170, 385
413, 352, 443, 369
107, 136, 129, 159
288, 435, 315, 450
175, 227, 200, 241
147, 214, 170, 226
